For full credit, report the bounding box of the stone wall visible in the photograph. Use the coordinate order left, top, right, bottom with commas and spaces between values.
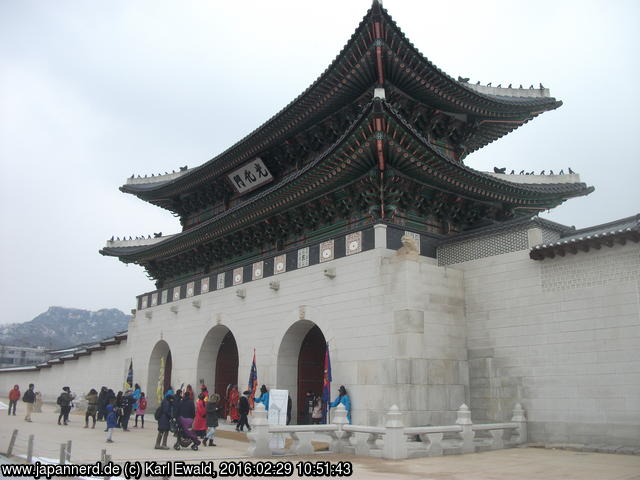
0, 340, 131, 403
124, 225, 467, 426
454, 234, 640, 447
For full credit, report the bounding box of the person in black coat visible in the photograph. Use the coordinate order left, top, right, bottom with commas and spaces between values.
176, 391, 200, 446
120, 390, 134, 431
237, 390, 251, 432
172, 389, 183, 419
204, 393, 220, 446
97, 387, 108, 421
115, 391, 123, 427
155, 394, 174, 450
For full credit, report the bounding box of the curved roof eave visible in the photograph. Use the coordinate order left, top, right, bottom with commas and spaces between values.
120, 2, 561, 200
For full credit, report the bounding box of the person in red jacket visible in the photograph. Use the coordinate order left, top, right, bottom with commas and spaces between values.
8, 385, 20, 416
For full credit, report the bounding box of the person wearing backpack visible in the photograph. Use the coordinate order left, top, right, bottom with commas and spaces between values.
57, 387, 75, 426
22, 384, 35, 422
154, 394, 174, 450
134, 392, 147, 428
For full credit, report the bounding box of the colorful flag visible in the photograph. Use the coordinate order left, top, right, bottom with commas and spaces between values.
125, 360, 133, 389
248, 349, 258, 408
321, 342, 332, 423
156, 356, 165, 404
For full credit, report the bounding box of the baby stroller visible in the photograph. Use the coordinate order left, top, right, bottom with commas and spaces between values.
171, 418, 199, 451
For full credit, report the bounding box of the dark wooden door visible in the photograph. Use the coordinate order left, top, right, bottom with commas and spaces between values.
215, 331, 239, 400
297, 326, 326, 423
163, 351, 172, 394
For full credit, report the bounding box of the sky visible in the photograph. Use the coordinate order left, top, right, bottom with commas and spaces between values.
0, 0, 638, 325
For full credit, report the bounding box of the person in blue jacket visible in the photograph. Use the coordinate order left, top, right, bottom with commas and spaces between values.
329, 385, 351, 423
132, 383, 141, 409
105, 398, 118, 443
254, 385, 269, 411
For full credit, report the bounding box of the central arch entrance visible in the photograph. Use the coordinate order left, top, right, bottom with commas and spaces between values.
215, 331, 238, 400
196, 326, 238, 410
277, 320, 326, 424
147, 340, 172, 408
297, 326, 326, 423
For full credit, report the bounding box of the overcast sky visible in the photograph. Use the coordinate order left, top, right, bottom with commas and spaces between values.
1, 0, 638, 325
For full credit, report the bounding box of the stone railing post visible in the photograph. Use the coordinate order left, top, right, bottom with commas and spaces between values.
424, 432, 443, 456
456, 404, 474, 453
247, 403, 271, 457
511, 403, 527, 445
329, 404, 351, 453
382, 405, 408, 460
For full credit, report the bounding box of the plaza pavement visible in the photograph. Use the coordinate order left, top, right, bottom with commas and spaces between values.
1, 399, 639, 479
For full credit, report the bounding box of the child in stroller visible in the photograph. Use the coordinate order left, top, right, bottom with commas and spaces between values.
171, 418, 199, 451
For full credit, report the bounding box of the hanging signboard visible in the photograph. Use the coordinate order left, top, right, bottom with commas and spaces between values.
226, 157, 273, 195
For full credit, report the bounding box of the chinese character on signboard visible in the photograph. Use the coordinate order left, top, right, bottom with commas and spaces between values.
226, 157, 273, 194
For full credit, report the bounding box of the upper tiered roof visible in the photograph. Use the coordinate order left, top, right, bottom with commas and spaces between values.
120, 1, 564, 210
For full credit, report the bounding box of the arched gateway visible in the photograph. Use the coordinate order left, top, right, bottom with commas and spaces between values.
277, 321, 326, 424
147, 340, 172, 407
196, 326, 239, 403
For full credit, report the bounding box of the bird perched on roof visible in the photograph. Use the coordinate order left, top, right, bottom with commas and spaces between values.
493, 167, 507, 174
519, 84, 523, 89
165, 171, 168, 175
568, 167, 575, 174
549, 170, 554, 175
539, 83, 545, 89
519, 170, 525, 175
529, 85, 534, 89
110, 236, 114, 241
457, 76, 470, 82
530, 171, 535, 175
509, 169, 515, 175
559, 169, 564, 175
476, 81, 480, 85
180, 165, 188, 171
154, 232, 162, 238
487, 82, 492, 87
130, 174, 134, 179
496, 84, 501, 88
540, 170, 546, 175
508, 84, 512, 88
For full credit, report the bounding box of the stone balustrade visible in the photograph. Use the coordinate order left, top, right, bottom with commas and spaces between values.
247, 402, 527, 460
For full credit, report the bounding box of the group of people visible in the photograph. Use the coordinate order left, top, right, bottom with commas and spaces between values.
155, 384, 220, 449
6, 381, 353, 449
6, 384, 36, 422
97, 384, 148, 442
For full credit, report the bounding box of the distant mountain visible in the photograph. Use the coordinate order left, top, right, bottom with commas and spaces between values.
0, 307, 131, 349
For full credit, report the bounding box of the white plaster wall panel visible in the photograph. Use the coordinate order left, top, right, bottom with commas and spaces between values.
0, 340, 130, 403
457, 242, 640, 447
